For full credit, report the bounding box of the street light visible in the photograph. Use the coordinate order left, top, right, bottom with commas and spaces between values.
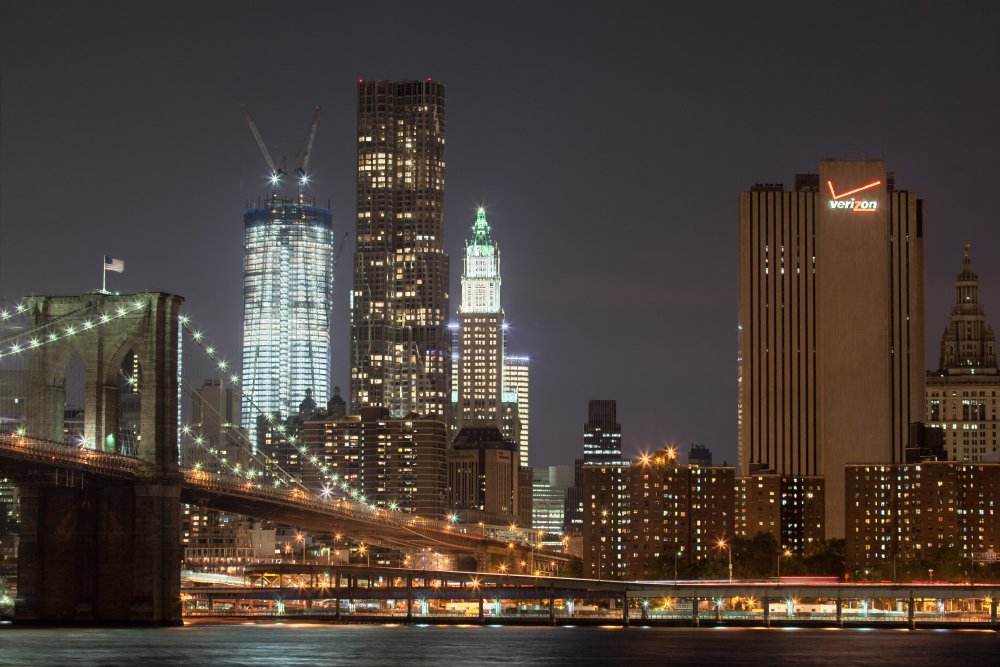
295, 533, 304, 565
674, 551, 682, 585
717, 539, 732, 583
777, 548, 791, 579
359, 543, 369, 567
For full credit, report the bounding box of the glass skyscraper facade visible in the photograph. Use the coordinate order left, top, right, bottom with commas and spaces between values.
242, 196, 333, 431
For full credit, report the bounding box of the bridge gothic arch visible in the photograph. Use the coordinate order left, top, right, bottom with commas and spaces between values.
24, 292, 183, 474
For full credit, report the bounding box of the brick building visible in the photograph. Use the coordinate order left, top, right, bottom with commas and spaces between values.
845, 461, 1000, 570
584, 451, 826, 579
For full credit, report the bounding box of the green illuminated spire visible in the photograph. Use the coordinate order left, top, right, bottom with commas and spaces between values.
470, 207, 494, 254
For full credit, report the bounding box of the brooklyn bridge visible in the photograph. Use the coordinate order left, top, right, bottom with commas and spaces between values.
0, 291, 571, 625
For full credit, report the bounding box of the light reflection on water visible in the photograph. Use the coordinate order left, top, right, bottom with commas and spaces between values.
0, 624, 996, 666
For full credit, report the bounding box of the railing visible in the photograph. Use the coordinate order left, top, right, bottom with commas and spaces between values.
0, 433, 149, 478
181, 469, 456, 532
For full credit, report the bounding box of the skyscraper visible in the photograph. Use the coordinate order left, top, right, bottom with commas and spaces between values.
582, 399, 624, 465
737, 159, 926, 537
186, 378, 250, 475
242, 197, 333, 430
350, 79, 450, 421
503, 356, 530, 466
925, 245, 999, 462
455, 208, 504, 433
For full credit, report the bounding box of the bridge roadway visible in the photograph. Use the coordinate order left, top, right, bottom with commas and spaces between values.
0, 434, 572, 568
183, 565, 1000, 629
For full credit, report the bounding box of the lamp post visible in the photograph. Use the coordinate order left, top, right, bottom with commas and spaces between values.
777, 548, 791, 579
359, 543, 369, 567
674, 551, 682, 584
295, 533, 304, 565
718, 539, 732, 583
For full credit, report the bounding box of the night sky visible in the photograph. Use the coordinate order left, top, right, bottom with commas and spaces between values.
2, 2, 998, 468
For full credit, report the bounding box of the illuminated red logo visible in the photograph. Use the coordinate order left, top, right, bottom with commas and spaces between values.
827, 180, 881, 212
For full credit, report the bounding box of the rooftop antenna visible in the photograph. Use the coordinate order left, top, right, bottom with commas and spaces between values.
240, 104, 286, 198
295, 107, 320, 206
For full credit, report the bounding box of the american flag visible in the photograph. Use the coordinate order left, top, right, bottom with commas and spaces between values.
104, 256, 124, 273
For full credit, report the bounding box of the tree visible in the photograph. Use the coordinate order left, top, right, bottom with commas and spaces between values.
803, 539, 846, 578
559, 559, 583, 578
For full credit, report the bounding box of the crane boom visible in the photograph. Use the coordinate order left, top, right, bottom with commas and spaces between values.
301, 107, 320, 174
240, 104, 277, 175
332, 231, 348, 268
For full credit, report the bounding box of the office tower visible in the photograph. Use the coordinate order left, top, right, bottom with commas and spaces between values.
350, 79, 450, 422
455, 208, 504, 433
738, 160, 925, 538
448, 425, 521, 520
563, 458, 584, 533
185, 379, 250, 475
503, 356, 530, 466
688, 444, 712, 467
532, 466, 574, 547
582, 400, 624, 465
925, 245, 999, 462
242, 196, 333, 430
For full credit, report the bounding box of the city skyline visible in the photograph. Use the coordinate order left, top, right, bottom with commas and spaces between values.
1, 4, 998, 469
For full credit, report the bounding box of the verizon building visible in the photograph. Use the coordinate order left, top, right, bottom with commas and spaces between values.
737, 159, 926, 537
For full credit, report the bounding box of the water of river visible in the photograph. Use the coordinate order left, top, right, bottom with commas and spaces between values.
1, 623, 996, 666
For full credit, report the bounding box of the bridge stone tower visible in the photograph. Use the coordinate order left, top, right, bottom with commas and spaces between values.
15, 292, 184, 625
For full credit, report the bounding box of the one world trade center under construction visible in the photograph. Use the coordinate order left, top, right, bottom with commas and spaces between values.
240, 105, 334, 432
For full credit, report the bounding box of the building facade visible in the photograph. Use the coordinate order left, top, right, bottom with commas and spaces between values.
583, 400, 625, 465
532, 466, 574, 546
455, 208, 504, 433
738, 160, 926, 538
184, 378, 251, 475
503, 356, 530, 466
242, 196, 333, 429
448, 425, 518, 517
845, 462, 1000, 570
735, 474, 825, 554
350, 79, 450, 422
301, 408, 448, 518
583, 451, 827, 580
925, 245, 999, 462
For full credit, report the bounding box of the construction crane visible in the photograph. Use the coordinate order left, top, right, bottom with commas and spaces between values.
295, 107, 320, 205
241, 103, 286, 198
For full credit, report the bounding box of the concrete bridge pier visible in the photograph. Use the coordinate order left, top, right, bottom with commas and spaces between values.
692, 598, 699, 627
836, 597, 843, 627
622, 593, 629, 628
991, 597, 997, 630
763, 597, 770, 628
908, 597, 915, 631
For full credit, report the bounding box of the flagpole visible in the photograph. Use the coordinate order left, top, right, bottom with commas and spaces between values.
102, 258, 106, 293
